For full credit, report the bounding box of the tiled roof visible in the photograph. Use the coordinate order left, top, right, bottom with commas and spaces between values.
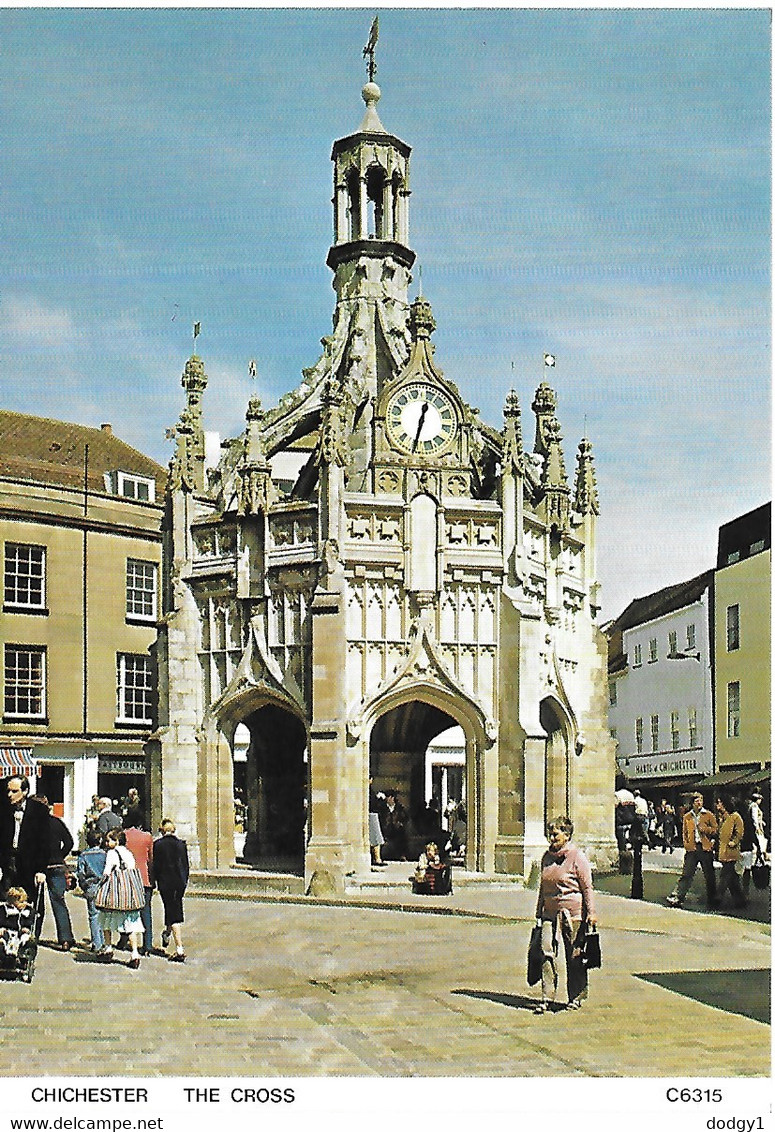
0, 410, 166, 496
608, 569, 714, 635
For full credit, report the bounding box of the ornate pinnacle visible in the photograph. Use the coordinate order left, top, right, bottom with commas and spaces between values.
574, 436, 599, 516
502, 389, 525, 474
182, 355, 208, 401
409, 295, 436, 342
531, 381, 556, 417
317, 378, 348, 468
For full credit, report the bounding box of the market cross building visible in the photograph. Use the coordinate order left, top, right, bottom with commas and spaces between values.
150, 64, 616, 893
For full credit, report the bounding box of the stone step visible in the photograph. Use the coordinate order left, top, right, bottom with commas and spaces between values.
347, 869, 526, 892
188, 869, 305, 897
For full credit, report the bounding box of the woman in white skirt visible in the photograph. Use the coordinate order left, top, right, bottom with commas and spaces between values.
97, 829, 143, 968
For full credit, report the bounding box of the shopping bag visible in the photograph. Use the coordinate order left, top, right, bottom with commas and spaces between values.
94, 857, 145, 912
581, 923, 602, 969
527, 924, 543, 986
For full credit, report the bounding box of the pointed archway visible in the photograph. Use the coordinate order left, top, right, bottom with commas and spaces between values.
369, 700, 459, 859
240, 703, 308, 874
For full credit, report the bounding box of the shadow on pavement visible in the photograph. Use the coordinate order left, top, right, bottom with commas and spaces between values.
596, 870, 771, 924
634, 968, 770, 1025
451, 988, 562, 1013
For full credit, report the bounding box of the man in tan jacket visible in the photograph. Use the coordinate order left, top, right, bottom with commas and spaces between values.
666, 792, 719, 908
714, 793, 746, 910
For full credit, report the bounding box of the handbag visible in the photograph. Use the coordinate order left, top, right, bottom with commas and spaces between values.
527, 923, 543, 986
94, 850, 146, 912
581, 923, 602, 969
752, 849, 770, 891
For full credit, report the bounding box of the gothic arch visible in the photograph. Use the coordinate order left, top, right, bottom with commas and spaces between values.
540, 692, 576, 823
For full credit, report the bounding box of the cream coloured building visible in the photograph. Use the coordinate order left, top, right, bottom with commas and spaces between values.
0, 411, 165, 836
714, 503, 771, 778
152, 71, 616, 891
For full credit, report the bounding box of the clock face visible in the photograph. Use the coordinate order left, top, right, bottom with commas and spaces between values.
386, 383, 457, 456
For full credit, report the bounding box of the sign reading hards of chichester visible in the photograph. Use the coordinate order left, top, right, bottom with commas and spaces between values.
386, 382, 457, 455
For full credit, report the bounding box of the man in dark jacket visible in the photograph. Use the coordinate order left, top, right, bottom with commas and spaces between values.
152, 818, 189, 963
0, 777, 50, 929
33, 795, 76, 950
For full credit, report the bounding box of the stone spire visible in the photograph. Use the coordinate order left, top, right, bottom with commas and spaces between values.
502, 388, 525, 474
238, 392, 272, 515
169, 354, 208, 493
573, 435, 599, 516
531, 381, 570, 532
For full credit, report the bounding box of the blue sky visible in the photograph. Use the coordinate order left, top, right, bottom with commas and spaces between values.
0, 8, 770, 620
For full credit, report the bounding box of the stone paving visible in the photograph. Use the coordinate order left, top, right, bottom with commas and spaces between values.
0, 866, 769, 1079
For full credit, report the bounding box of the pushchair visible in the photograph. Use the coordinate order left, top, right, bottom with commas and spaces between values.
0, 882, 44, 984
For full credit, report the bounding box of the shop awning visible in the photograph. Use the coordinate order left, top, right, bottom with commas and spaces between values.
697, 768, 751, 788
0, 747, 36, 774
699, 766, 771, 789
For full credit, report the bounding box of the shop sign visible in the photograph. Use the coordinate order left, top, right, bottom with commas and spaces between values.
98, 758, 146, 775
617, 750, 712, 779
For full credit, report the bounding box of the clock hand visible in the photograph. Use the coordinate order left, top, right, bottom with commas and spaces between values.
412, 402, 428, 452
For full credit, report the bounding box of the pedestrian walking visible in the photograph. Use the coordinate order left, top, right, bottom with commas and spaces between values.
153, 818, 189, 963
96, 829, 143, 968
0, 777, 51, 932
34, 795, 76, 951
715, 793, 746, 910
666, 792, 718, 909
123, 809, 154, 955
76, 827, 106, 951
533, 815, 597, 1014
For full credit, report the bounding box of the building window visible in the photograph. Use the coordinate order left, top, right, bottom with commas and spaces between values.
670, 710, 680, 750
668, 630, 677, 656
633, 643, 642, 667
688, 707, 698, 747
650, 714, 659, 753
116, 654, 153, 724
726, 604, 740, 651
635, 717, 643, 754
648, 638, 658, 663
114, 471, 156, 503
610, 728, 617, 744
726, 550, 740, 565
4, 544, 46, 611
750, 539, 765, 554
686, 623, 696, 651
608, 681, 617, 707
4, 645, 46, 719
126, 560, 158, 622
727, 681, 740, 739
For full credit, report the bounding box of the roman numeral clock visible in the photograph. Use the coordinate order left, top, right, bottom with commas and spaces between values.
386, 382, 458, 456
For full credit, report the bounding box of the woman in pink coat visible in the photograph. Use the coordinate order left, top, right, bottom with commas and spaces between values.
534, 814, 597, 1014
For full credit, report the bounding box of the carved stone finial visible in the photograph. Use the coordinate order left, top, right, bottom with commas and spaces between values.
531, 381, 556, 418
502, 389, 525, 474
574, 436, 600, 516
504, 388, 520, 418
409, 295, 436, 342
182, 355, 208, 402
246, 392, 264, 423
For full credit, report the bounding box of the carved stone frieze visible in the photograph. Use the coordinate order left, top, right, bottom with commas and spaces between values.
445, 473, 468, 498
376, 469, 401, 495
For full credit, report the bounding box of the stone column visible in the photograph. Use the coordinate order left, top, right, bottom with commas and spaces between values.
305, 587, 357, 895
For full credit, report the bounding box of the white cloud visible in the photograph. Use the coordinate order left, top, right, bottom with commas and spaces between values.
0, 294, 77, 345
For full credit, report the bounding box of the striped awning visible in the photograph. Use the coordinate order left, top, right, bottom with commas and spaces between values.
0, 747, 36, 773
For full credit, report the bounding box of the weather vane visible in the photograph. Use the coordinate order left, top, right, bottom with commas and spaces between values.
363, 16, 379, 82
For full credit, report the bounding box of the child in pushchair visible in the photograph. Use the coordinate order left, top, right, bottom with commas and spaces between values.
0, 886, 38, 983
